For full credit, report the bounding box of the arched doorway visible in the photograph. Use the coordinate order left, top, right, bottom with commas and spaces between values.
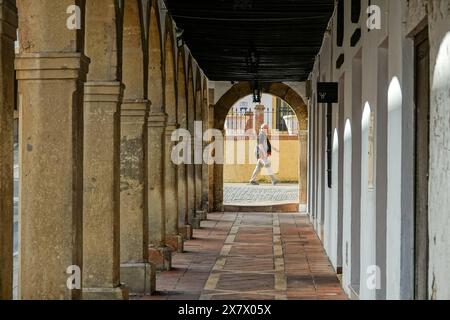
213, 82, 308, 212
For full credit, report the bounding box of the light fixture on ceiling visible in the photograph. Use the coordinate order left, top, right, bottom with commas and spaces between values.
176, 27, 185, 48
252, 80, 261, 104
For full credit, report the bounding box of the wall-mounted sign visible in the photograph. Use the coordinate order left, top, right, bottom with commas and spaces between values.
317, 82, 339, 103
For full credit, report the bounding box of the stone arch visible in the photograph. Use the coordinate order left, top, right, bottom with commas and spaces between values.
164, 15, 177, 124
122, 0, 145, 100
214, 82, 308, 130
213, 81, 308, 212
148, 0, 163, 112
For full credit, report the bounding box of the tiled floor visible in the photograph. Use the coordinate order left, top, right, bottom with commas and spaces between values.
141, 212, 347, 300
224, 183, 299, 206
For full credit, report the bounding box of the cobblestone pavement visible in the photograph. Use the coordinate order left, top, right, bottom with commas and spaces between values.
224, 183, 299, 205
141, 212, 347, 300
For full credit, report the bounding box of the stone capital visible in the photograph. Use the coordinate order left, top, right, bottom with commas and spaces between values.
84, 81, 124, 103
165, 123, 180, 135
15, 53, 90, 81
148, 112, 167, 128
121, 100, 150, 123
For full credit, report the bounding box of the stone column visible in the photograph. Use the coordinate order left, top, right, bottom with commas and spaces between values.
16, 53, 89, 301
177, 132, 191, 239
254, 104, 266, 133
187, 147, 197, 229
207, 100, 215, 213
82, 82, 127, 300
213, 163, 224, 212
0, 0, 16, 300
213, 130, 225, 213
177, 88, 191, 240
15, 0, 87, 300
194, 120, 204, 216
120, 100, 155, 295
201, 98, 210, 218
299, 130, 308, 211
147, 112, 172, 270
192, 118, 206, 227
165, 124, 183, 253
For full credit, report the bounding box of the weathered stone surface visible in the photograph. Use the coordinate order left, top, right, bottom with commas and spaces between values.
179, 224, 193, 240
0, 0, 17, 300
16, 52, 89, 300
83, 81, 124, 299
190, 214, 202, 230
166, 234, 184, 253
120, 101, 148, 264
82, 285, 129, 301
120, 263, 155, 296
147, 112, 167, 246
148, 246, 172, 271
165, 125, 183, 251
298, 130, 308, 208
197, 210, 208, 221
147, 112, 172, 271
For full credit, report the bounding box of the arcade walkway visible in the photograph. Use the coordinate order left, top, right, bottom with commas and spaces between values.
142, 212, 347, 300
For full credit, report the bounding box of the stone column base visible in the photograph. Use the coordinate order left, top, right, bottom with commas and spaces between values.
166, 234, 184, 253
83, 284, 129, 300
179, 224, 193, 240
120, 263, 156, 296
148, 246, 172, 271
190, 216, 202, 229
197, 210, 208, 221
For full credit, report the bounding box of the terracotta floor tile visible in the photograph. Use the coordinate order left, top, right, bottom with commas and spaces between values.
139, 212, 347, 301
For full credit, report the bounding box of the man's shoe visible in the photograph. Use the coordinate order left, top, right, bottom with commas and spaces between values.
250, 181, 259, 185
272, 179, 280, 186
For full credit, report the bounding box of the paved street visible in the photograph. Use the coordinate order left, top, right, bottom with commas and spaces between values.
224, 183, 299, 206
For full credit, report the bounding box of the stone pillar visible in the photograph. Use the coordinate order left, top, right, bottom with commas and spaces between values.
187, 150, 198, 229
299, 130, 308, 211
16, 53, 88, 301
207, 100, 215, 213
177, 89, 191, 240
120, 100, 155, 295
201, 97, 210, 217
213, 130, 225, 213
213, 163, 224, 212
178, 140, 191, 239
194, 120, 203, 212
15, 0, 87, 300
82, 82, 127, 300
0, 0, 16, 300
165, 124, 183, 253
190, 118, 204, 228
254, 104, 266, 133
147, 112, 172, 270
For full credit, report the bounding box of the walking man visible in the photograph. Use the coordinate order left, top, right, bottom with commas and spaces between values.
249, 124, 280, 185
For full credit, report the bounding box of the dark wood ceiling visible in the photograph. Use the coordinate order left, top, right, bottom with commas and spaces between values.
165, 0, 335, 82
